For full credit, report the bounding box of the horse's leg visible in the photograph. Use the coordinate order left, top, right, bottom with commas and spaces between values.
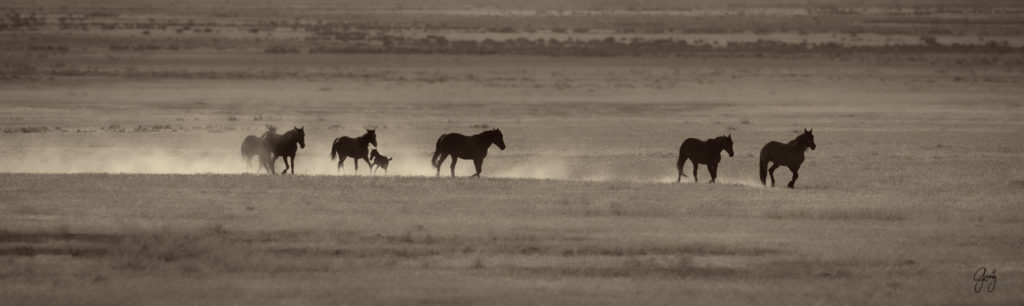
337, 156, 347, 174
353, 158, 359, 175
709, 163, 718, 183
692, 163, 699, 182
283, 156, 291, 175
786, 165, 800, 189
364, 157, 373, 174
269, 155, 278, 174
435, 154, 448, 177
266, 156, 272, 173
281, 156, 290, 175
768, 163, 781, 187
449, 158, 458, 177
472, 158, 483, 178
290, 156, 296, 175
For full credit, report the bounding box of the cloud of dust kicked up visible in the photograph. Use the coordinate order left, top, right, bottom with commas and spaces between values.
0, 134, 759, 187
1, 145, 637, 182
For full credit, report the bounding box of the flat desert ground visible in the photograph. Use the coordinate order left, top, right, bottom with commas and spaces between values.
1, 1, 1023, 304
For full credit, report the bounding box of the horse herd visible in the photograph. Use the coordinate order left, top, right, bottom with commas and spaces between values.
241, 127, 816, 188
241, 127, 508, 178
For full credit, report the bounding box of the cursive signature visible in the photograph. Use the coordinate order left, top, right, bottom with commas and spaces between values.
974, 267, 997, 293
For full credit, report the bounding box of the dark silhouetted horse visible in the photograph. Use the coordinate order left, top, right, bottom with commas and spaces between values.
240, 127, 277, 173
263, 127, 306, 175
330, 129, 377, 174
760, 129, 816, 188
677, 134, 734, 183
241, 135, 263, 168
432, 128, 506, 177
369, 149, 393, 175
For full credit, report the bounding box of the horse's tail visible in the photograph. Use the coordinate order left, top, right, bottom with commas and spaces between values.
330, 138, 341, 160
431, 134, 447, 169
241, 136, 258, 161
676, 143, 687, 177
759, 145, 770, 185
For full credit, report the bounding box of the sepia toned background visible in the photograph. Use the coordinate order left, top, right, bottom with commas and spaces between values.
1, 0, 1022, 304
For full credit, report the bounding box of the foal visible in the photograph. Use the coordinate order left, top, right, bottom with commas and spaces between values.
369, 149, 393, 175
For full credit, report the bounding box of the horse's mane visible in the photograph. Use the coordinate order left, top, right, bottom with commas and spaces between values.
357, 130, 375, 146
282, 128, 303, 138
788, 132, 813, 150
704, 135, 730, 148
475, 129, 501, 139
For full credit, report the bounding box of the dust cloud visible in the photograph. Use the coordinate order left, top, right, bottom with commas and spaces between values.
0, 135, 757, 187
0, 146, 633, 182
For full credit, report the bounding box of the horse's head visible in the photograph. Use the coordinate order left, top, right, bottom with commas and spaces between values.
721, 134, 734, 157
801, 129, 816, 150
366, 129, 378, 147
370, 149, 380, 158
294, 126, 306, 149
491, 128, 506, 150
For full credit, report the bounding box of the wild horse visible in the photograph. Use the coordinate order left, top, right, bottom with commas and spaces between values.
431, 128, 506, 177
330, 129, 377, 174
677, 134, 734, 183
759, 129, 816, 188
369, 149, 393, 175
240, 127, 277, 173
263, 127, 306, 175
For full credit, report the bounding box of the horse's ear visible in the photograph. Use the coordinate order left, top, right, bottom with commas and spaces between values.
809, 129, 813, 133
728, 134, 731, 138
300, 126, 304, 130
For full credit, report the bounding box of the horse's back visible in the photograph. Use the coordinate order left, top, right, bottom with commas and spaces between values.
337, 136, 356, 145
680, 138, 704, 150
680, 137, 711, 156
243, 135, 260, 145
436, 133, 469, 149
242, 135, 262, 154
761, 141, 801, 165
761, 141, 785, 151
265, 134, 297, 156
334, 136, 365, 157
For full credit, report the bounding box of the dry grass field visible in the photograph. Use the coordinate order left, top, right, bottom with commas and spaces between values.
2, 0, 1024, 305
